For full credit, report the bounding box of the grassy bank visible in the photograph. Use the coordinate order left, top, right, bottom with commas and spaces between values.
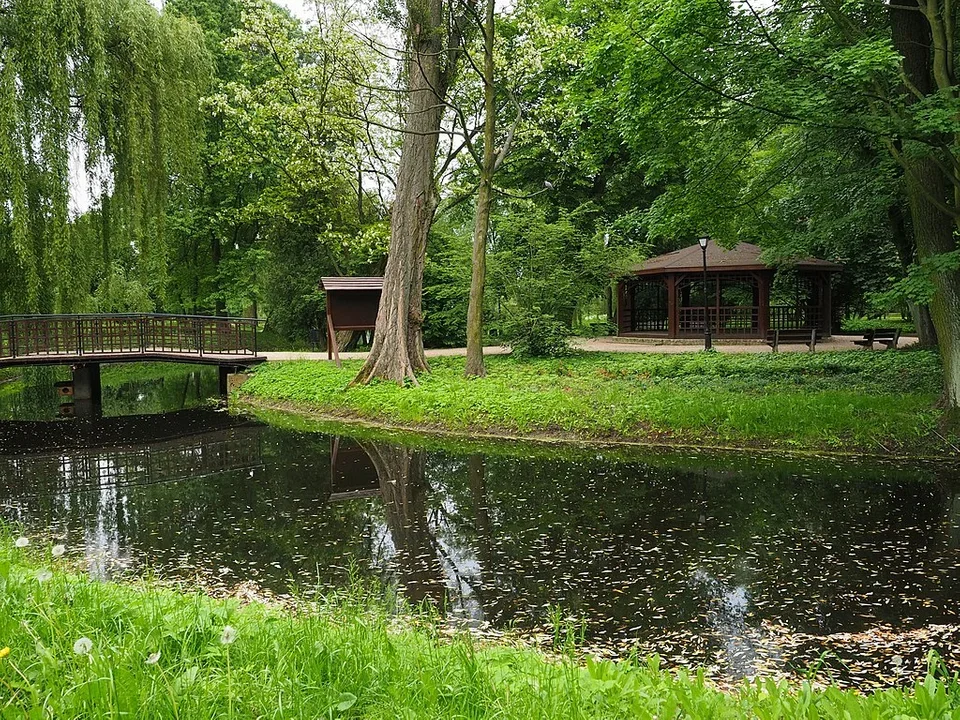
239, 350, 949, 453
1, 533, 957, 718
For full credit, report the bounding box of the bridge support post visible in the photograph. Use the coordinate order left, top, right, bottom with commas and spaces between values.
218, 365, 238, 397
72, 363, 102, 418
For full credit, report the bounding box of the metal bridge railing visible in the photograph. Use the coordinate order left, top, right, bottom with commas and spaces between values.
0, 313, 259, 361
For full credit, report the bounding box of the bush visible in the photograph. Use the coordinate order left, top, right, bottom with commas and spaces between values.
842, 315, 917, 334
574, 320, 618, 338
505, 309, 571, 357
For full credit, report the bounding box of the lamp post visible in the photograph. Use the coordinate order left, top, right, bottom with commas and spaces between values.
698, 237, 712, 350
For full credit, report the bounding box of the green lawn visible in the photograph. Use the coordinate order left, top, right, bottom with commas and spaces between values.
238, 350, 948, 453
1, 532, 957, 718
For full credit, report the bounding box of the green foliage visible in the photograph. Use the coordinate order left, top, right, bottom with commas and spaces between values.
241, 351, 948, 452
871, 251, 960, 307
0, 0, 211, 315
574, 319, 618, 337
504, 309, 571, 358
423, 221, 473, 348
1, 531, 958, 718
489, 204, 633, 327
842, 316, 917, 334
90, 264, 155, 314
172, 0, 388, 336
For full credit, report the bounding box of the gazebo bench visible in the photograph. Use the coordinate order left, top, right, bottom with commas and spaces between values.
853, 328, 901, 350
766, 328, 819, 352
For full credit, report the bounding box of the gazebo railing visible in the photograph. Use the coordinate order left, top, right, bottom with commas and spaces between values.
629, 308, 668, 332
770, 305, 820, 331
679, 306, 760, 336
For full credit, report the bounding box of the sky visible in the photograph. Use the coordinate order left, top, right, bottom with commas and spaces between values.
148, 0, 317, 20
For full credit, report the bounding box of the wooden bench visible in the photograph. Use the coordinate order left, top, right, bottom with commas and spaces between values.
766, 328, 818, 352
853, 328, 901, 350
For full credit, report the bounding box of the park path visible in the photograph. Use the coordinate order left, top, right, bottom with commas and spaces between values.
262, 335, 918, 362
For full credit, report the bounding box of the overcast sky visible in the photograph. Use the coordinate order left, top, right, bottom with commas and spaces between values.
148, 0, 317, 21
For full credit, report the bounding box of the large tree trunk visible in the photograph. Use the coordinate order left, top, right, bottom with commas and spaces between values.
890, 1, 960, 415
353, 1, 446, 385
887, 203, 939, 346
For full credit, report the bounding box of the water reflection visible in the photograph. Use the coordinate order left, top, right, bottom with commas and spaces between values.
0, 378, 957, 687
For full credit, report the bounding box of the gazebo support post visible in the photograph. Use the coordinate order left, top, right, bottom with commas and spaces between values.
666, 275, 678, 337
820, 272, 833, 337
617, 281, 630, 334
758, 272, 771, 338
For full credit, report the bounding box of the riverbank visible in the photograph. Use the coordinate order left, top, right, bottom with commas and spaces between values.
238, 350, 951, 454
1, 533, 956, 718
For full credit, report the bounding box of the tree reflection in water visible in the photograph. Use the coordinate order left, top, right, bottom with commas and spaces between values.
358, 441, 446, 605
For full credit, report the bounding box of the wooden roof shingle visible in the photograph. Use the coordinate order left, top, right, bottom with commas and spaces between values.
321, 277, 384, 291
627, 242, 842, 275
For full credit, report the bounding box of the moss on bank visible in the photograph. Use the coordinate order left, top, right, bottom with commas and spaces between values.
1, 532, 957, 718
238, 351, 949, 454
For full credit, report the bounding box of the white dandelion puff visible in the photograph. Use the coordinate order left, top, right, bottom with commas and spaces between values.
145, 651, 161, 665
219, 625, 237, 645
14, 537, 29, 548
35, 569, 52, 583
51, 544, 66, 558
73, 637, 93, 655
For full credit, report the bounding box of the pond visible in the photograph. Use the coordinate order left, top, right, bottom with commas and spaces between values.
0, 365, 958, 688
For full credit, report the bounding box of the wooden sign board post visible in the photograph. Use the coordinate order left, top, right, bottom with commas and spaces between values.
320, 277, 384, 367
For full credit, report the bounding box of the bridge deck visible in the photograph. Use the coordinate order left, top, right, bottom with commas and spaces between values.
0, 313, 263, 368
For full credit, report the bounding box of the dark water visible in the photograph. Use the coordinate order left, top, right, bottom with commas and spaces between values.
0, 368, 958, 687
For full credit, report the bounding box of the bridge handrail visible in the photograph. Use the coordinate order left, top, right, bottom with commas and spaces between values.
0, 313, 259, 360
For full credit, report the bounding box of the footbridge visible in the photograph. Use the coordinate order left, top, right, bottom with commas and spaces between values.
0, 313, 264, 402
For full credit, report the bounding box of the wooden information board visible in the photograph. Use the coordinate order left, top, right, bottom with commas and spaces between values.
320, 277, 383, 366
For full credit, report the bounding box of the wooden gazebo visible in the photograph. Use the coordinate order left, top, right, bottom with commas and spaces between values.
616, 242, 842, 339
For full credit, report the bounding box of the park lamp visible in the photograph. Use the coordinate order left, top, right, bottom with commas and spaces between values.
698, 237, 712, 350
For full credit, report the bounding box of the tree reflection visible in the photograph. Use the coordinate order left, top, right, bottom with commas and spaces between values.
359, 441, 446, 605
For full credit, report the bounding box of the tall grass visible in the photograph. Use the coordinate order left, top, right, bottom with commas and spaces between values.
239, 351, 947, 453
1, 533, 957, 718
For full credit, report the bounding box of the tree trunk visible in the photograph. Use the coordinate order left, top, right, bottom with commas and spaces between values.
890, 0, 960, 412
465, 0, 497, 378
887, 203, 939, 346
353, 0, 446, 385
465, 176, 493, 376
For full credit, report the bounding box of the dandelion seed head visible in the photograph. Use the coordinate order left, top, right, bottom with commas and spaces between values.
219, 625, 237, 645
145, 651, 161, 665
14, 537, 29, 548
36, 569, 52, 583
51, 544, 66, 557
73, 637, 93, 655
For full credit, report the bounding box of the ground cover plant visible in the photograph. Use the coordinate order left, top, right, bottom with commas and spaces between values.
841, 317, 919, 334
239, 351, 948, 453
1, 531, 958, 718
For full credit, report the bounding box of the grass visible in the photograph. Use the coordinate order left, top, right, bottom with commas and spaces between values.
238, 350, 948, 453
1, 532, 958, 719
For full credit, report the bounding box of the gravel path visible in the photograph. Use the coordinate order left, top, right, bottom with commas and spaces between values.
261, 335, 918, 362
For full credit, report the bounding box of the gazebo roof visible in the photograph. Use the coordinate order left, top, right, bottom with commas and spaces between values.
627, 242, 842, 276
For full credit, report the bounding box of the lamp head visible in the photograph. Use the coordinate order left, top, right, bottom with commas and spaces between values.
698, 237, 709, 250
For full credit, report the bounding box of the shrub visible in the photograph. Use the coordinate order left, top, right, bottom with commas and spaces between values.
574, 320, 618, 338
842, 315, 917, 334
504, 309, 571, 357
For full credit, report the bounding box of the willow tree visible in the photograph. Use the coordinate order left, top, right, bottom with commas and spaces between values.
0, 0, 210, 315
